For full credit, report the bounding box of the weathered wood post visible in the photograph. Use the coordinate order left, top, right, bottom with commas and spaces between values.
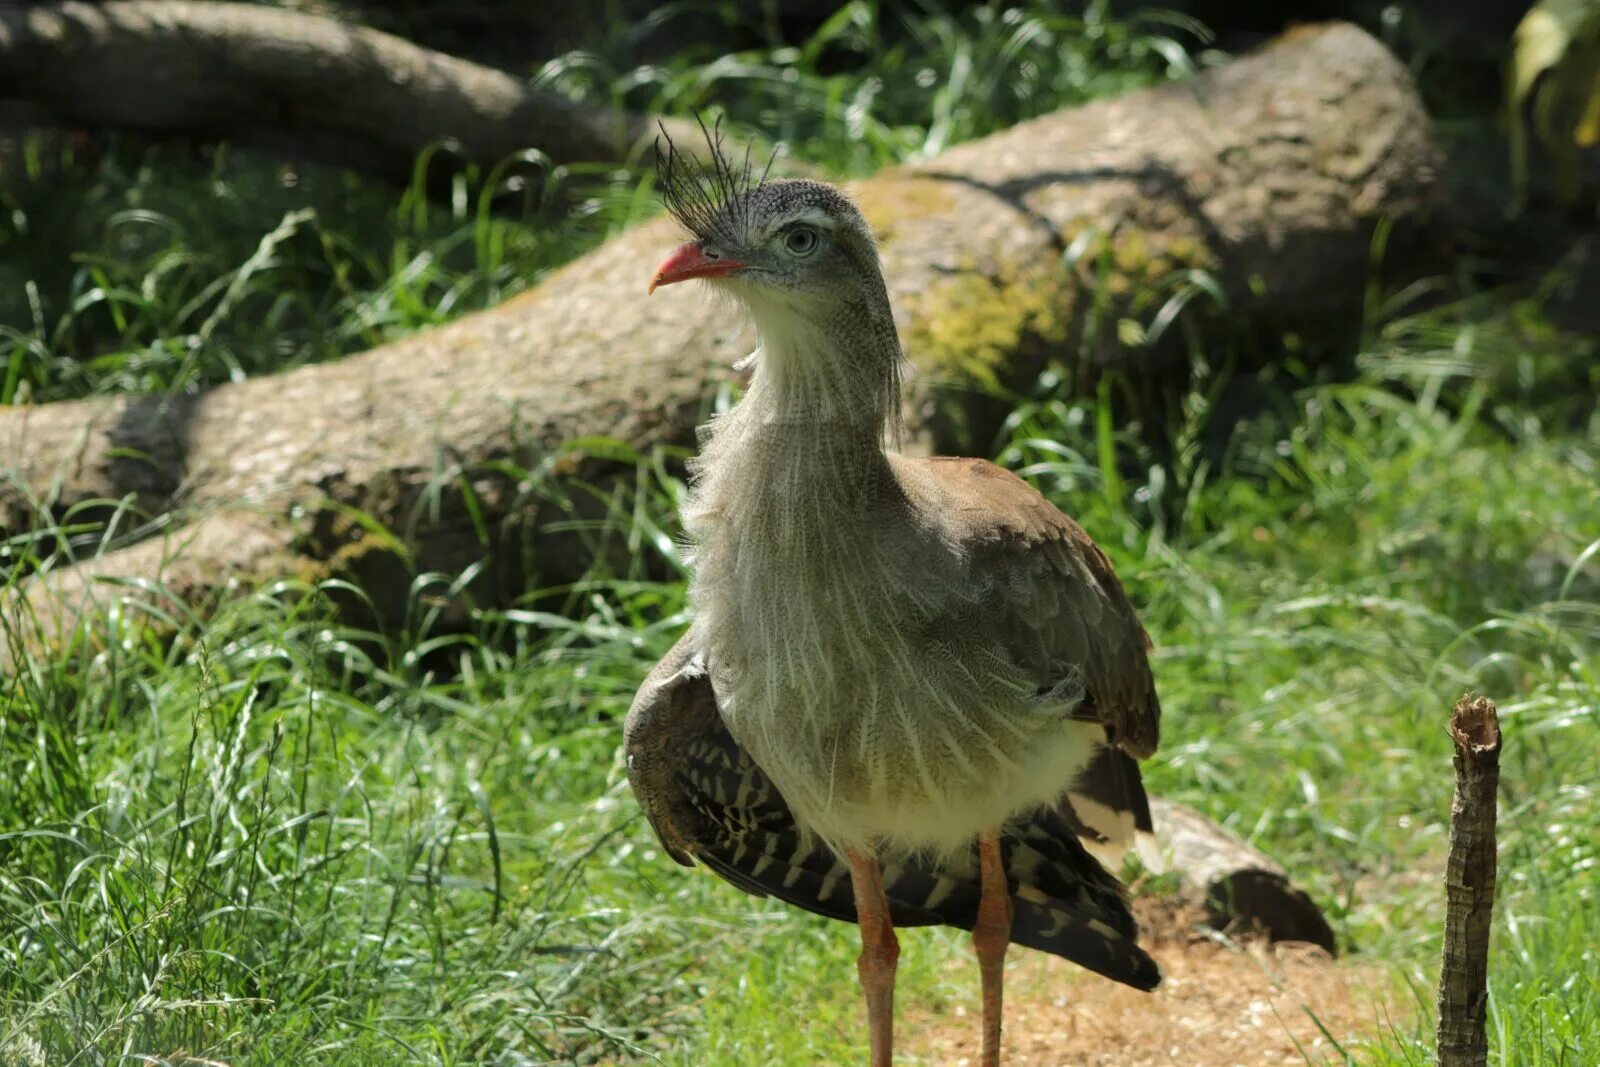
1436, 692, 1501, 1067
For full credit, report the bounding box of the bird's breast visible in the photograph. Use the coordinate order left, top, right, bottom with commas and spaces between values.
689, 511, 1095, 855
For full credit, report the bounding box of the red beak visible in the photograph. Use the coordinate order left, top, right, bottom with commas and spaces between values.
648, 241, 747, 294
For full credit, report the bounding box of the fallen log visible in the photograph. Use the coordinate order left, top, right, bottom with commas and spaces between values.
1149, 798, 1337, 953
1, 23, 1443, 646
0, 1, 717, 183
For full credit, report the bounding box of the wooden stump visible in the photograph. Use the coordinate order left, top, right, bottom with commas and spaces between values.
1436, 692, 1501, 1067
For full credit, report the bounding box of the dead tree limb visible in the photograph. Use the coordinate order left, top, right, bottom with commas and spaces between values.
0, 1, 714, 181
1149, 798, 1337, 954
0, 23, 1445, 648
1436, 692, 1502, 1067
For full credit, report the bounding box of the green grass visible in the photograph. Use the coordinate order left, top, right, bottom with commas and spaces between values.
542, 0, 1208, 170
5, 290, 1596, 1063
3, 1, 1599, 1063
0, 137, 644, 403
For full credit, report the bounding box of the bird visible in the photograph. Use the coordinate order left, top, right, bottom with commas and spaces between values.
625, 128, 1163, 1066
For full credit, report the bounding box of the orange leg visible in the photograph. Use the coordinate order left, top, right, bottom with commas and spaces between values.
848, 849, 899, 1067
974, 829, 1012, 1067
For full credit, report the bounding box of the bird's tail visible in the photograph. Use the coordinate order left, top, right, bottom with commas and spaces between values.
991, 808, 1160, 990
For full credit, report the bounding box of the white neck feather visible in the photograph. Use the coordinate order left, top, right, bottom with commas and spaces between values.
683, 296, 907, 661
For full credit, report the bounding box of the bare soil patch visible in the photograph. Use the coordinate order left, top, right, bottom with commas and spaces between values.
909, 904, 1406, 1066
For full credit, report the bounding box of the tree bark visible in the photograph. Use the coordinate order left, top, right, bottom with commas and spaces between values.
0, 1, 719, 183
1, 23, 1444, 648
1436, 693, 1501, 1067
1148, 798, 1337, 954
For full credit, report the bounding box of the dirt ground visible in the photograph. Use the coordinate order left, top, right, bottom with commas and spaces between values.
908, 903, 1407, 1066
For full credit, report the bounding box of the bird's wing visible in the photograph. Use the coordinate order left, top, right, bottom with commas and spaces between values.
893, 455, 1162, 862
623, 631, 1160, 990
896, 455, 1161, 759
622, 634, 714, 868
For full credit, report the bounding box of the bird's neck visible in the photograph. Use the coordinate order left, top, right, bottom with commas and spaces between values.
683, 296, 914, 715
747, 305, 899, 427
701, 298, 903, 509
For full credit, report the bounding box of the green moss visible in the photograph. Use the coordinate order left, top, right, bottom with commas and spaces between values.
902, 259, 1072, 389
899, 216, 1221, 395
286, 553, 338, 588
853, 176, 958, 243
1106, 225, 1216, 295
1112, 228, 1150, 275
1083, 221, 1221, 314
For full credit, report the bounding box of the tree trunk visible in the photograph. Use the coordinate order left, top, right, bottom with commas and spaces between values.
0, 1, 720, 183
1, 23, 1444, 649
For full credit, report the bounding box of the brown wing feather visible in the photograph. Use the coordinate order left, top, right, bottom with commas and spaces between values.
895, 455, 1160, 759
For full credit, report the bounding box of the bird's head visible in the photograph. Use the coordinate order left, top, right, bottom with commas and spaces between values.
648, 122, 903, 433
649, 177, 877, 307
648, 128, 889, 325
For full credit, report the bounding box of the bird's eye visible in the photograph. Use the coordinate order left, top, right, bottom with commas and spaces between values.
783, 226, 820, 256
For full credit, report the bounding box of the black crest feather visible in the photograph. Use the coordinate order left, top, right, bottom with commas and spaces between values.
655, 116, 775, 249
